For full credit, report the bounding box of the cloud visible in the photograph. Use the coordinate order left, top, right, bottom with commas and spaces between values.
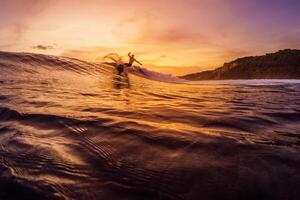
0, 23, 29, 49
0, 0, 51, 26
61, 46, 123, 61
0, 1, 52, 50
137, 27, 205, 45
32, 44, 54, 50
112, 12, 214, 50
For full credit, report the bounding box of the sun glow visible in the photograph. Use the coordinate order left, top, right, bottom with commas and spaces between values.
1, 0, 300, 75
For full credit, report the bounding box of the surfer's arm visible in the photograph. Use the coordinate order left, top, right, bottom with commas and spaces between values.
134, 59, 142, 66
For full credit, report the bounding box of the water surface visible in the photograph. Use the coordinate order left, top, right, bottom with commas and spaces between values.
0, 52, 300, 200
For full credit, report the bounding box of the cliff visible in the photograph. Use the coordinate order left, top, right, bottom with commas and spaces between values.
180, 49, 300, 80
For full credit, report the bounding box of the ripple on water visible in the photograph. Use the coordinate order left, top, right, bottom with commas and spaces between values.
1, 52, 300, 199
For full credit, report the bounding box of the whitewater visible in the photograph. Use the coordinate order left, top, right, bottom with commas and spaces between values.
0, 51, 300, 200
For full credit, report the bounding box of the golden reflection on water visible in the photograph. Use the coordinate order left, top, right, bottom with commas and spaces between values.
2, 52, 300, 200
5, 71, 236, 136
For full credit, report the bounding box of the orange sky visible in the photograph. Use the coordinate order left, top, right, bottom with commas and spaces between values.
1, 0, 300, 75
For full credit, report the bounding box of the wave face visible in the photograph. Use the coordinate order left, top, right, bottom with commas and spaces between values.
1, 51, 300, 200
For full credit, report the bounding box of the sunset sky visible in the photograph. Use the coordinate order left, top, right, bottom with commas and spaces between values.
1, 0, 300, 75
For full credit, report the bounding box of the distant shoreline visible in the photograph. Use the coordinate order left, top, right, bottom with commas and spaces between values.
180, 49, 300, 80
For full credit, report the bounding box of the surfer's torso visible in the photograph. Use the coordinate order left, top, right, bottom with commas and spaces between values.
128, 56, 135, 66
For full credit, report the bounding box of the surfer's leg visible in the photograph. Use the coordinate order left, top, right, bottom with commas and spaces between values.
117, 64, 124, 74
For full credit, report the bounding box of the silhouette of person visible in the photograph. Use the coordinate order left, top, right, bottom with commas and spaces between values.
126, 52, 142, 67
117, 52, 142, 74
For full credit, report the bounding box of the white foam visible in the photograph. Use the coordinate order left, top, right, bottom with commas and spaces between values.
188, 79, 300, 85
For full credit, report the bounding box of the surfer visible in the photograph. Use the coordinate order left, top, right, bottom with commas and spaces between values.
126, 52, 142, 67
116, 52, 142, 74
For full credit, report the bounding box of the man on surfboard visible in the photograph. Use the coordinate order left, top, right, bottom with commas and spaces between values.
126, 52, 142, 67
117, 52, 142, 74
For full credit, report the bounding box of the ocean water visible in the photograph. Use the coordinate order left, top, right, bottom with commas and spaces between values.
0, 51, 300, 200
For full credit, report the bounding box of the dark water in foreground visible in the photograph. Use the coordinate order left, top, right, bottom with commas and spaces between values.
0, 52, 300, 200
